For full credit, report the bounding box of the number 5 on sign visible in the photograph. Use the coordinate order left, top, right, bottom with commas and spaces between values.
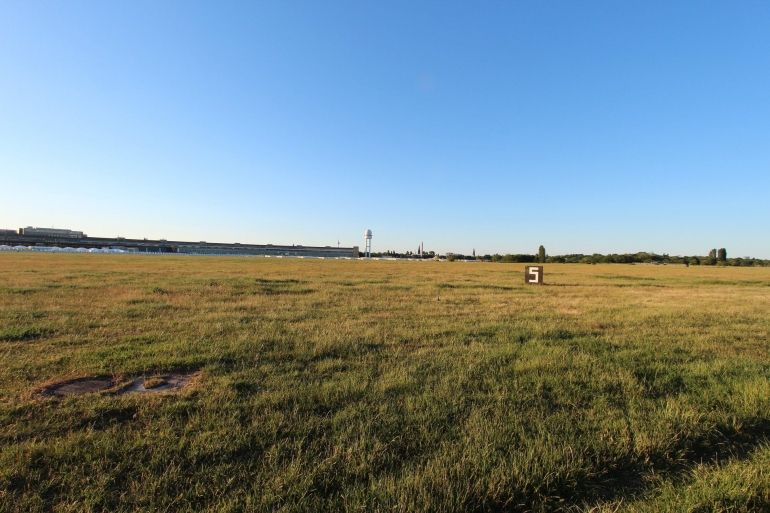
525, 266, 543, 284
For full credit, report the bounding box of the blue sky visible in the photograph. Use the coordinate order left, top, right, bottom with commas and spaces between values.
1, 1, 768, 257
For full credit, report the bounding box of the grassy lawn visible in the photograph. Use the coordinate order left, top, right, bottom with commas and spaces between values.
1, 254, 769, 512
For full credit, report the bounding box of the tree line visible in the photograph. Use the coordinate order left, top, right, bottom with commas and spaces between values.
476, 247, 768, 267
361, 247, 768, 266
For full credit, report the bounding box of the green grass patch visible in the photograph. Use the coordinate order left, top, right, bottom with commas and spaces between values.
0, 326, 54, 342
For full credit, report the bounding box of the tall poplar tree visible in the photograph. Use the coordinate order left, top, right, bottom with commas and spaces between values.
538, 245, 546, 264
718, 248, 727, 262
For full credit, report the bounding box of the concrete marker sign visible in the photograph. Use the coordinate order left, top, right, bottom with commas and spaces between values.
525, 266, 543, 284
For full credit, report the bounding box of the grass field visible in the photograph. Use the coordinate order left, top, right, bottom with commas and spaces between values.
1, 254, 770, 512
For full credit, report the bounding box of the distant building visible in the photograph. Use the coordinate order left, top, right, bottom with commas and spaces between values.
19, 227, 85, 238
1, 226, 359, 258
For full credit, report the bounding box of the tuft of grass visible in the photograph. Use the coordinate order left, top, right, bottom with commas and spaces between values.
142, 376, 167, 389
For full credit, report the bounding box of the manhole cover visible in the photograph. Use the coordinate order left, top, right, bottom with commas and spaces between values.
44, 377, 115, 397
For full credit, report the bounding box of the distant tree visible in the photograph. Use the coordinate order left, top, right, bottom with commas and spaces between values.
690, 256, 700, 266
708, 249, 717, 260
636, 252, 651, 263
538, 245, 546, 263
718, 248, 727, 262
446, 253, 456, 262
502, 254, 537, 263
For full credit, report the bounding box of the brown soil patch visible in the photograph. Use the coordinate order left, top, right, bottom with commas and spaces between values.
40, 371, 199, 398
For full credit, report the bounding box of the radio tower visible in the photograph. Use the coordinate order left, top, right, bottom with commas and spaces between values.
364, 229, 372, 257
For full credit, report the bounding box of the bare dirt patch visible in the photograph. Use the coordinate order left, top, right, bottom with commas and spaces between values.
40, 371, 199, 397
119, 372, 199, 395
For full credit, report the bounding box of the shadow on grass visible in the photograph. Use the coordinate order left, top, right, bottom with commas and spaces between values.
544, 283, 666, 288
559, 418, 770, 512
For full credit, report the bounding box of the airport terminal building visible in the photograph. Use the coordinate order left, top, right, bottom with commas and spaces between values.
1, 227, 359, 258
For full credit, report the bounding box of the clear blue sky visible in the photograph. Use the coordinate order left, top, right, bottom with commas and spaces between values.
1, 1, 768, 257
